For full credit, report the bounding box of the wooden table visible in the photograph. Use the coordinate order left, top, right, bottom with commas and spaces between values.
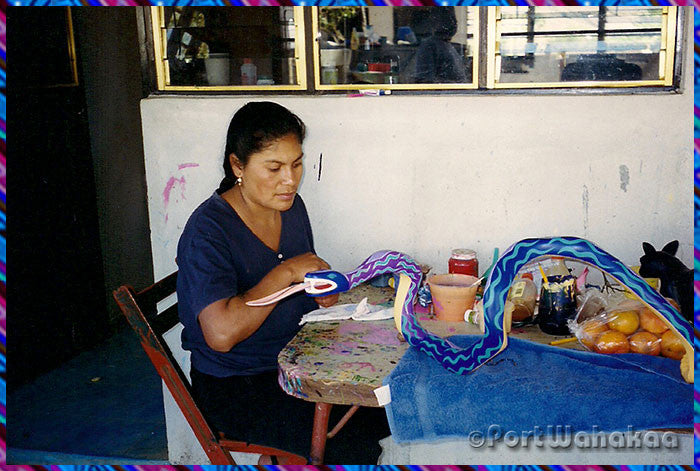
277, 284, 583, 464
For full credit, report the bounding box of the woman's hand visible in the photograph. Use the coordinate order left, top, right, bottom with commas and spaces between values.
281, 252, 331, 283
314, 292, 339, 308
280, 253, 340, 307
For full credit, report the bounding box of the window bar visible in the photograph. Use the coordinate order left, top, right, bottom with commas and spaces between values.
486, 6, 500, 88
597, 6, 606, 44
660, 6, 677, 85
65, 7, 79, 86
293, 6, 307, 90
150, 7, 167, 90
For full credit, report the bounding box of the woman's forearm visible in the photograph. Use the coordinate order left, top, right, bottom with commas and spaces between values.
198, 263, 296, 352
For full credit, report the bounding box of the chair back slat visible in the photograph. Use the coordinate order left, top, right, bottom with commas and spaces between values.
135, 271, 178, 320
151, 303, 180, 337
113, 274, 236, 465
113, 272, 307, 465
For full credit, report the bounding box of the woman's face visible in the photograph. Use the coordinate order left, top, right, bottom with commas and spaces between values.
233, 133, 304, 213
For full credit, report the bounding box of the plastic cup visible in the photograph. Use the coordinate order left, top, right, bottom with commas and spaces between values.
428, 274, 479, 322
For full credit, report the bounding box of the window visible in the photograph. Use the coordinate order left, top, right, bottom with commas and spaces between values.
149, 6, 306, 90
488, 6, 677, 88
313, 7, 479, 90
14, 7, 78, 88
144, 6, 683, 93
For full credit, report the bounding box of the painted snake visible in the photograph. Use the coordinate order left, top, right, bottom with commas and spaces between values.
305, 236, 694, 382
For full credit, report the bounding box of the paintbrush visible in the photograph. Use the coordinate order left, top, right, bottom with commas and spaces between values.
538, 264, 549, 287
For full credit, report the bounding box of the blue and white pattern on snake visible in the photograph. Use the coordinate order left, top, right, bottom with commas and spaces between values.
335, 237, 691, 375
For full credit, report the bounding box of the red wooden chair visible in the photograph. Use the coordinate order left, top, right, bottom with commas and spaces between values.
113, 272, 307, 465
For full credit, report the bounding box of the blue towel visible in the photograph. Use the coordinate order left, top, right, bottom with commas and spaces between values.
384, 336, 692, 443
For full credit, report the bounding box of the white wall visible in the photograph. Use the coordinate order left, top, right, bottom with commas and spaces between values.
141, 42, 692, 281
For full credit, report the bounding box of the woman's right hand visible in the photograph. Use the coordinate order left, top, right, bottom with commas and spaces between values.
281, 252, 331, 283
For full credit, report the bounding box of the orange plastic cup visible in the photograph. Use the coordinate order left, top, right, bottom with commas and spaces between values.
428, 273, 479, 322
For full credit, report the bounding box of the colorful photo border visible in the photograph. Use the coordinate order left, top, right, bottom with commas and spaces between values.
1, 1, 696, 469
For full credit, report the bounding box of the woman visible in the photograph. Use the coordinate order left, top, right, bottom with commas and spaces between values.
176, 102, 340, 460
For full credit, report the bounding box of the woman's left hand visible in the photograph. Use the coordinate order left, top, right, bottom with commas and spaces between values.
314, 293, 339, 308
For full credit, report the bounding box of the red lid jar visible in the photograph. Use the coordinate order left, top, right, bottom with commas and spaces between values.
448, 249, 478, 277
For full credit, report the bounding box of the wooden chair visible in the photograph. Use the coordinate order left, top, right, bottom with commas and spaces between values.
113, 272, 307, 465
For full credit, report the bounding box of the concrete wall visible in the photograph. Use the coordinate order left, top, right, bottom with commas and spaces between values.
141, 41, 692, 281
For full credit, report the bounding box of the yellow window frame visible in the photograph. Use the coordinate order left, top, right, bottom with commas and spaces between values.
150, 6, 308, 91
486, 6, 678, 89
312, 7, 479, 91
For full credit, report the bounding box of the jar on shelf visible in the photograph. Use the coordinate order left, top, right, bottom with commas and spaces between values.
448, 249, 478, 277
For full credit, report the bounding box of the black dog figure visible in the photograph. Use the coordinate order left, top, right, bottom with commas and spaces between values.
638, 241, 693, 322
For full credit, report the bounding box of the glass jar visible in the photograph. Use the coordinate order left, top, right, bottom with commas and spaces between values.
448, 249, 478, 277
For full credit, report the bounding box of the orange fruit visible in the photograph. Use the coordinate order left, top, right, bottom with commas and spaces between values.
607, 310, 640, 335
639, 307, 668, 335
578, 319, 609, 349
629, 331, 661, 356
660, 330, 685, 360
594, 330, 630, 354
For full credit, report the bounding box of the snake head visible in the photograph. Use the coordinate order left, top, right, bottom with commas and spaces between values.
304, 270, 350, 296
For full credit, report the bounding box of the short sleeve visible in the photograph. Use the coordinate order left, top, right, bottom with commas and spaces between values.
178, 224, 238, 322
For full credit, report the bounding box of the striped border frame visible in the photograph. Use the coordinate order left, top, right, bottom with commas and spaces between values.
1, 2, 695, 469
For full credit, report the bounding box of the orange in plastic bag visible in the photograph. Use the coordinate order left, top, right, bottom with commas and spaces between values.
660, 330, 685, 360
594, 330, 630, 354
578, 318, 608, 349
639, 307, 669, 335
606, 310, 639, 335
629, 331, 661, 356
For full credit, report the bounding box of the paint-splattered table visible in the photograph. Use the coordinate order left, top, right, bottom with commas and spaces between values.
277, 283, 584, 463
277, 284, 397, 463
278, 284, 402, 406
278, 318, 406, 407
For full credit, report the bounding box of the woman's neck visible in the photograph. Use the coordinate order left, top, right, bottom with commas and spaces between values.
227, 185, 279, 226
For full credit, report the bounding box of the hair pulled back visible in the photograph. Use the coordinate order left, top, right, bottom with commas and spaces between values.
217, 101, 306, 194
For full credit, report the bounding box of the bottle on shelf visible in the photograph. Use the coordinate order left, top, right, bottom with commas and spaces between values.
350, 28, 359, 51
241, 58, 257, 85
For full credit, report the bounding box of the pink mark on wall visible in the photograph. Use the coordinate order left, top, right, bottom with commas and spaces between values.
178, 162, 200, 170
163, 176, 186, 223
162, 163, 200, 222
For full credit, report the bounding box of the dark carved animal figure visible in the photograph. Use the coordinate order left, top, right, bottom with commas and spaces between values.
638, 240, 693, 322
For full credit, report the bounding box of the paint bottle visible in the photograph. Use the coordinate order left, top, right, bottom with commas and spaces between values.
538, 273, 577, 335
241, 58, 257, 85
448, 249, 478, 277
546, 256, 570, 278
350, 28, 359, 51
506, 272, 537, 322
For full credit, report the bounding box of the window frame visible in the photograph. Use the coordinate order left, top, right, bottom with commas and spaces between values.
312, 6, 479, 91
139, 6, 686, 95
148, 6, 308, 92
486, 6, 678, 89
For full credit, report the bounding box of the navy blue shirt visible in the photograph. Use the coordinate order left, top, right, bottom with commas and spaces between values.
176, 192, 318, 377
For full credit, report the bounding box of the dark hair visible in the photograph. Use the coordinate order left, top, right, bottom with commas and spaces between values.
217, 101, 306, 194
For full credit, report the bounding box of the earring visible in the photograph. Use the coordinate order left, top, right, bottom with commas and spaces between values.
236, 177, 242, 184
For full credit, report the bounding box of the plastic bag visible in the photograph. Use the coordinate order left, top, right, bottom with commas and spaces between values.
568, 289, 684, 360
